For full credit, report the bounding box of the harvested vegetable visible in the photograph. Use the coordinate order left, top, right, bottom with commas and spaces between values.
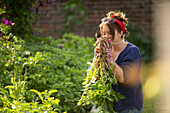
78, 36, 125, 113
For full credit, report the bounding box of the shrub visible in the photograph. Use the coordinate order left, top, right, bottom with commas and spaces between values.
23, 33, 95, 112
0, 18, 61, 112
1, 21, 95, 112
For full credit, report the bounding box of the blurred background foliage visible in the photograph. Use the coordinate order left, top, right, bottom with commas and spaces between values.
126, 24, 153, 62
0, 0, 155, 112
59, 0, 89, 35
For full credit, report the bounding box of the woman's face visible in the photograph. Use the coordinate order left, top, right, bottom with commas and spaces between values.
102, 24, 122, 42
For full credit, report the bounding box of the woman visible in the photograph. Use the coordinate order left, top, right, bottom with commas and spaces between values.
96, 11, 143, 113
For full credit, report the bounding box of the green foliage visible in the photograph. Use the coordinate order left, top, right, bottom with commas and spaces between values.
0, 20, 61, 112
1, 22, 95, 112
59, 0, 89, 34
23, 33, 95, 112
0, 80, 60, 112
0, 18, 25, 86
0, 0, 38, 40
78, 62, 124, 113
126, 24, 153, 62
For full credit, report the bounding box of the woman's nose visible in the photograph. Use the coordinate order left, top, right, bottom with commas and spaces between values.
105, 34, 109, 37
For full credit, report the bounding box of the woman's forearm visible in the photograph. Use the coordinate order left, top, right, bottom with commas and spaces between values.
109, 60, 124, 83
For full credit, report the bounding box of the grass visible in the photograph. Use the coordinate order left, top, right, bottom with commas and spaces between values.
141, 62, 162, 113
143, 94, 161, 113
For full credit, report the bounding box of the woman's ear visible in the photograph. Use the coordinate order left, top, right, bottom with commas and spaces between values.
121, 31, 123, 36
120, 31, 124, 38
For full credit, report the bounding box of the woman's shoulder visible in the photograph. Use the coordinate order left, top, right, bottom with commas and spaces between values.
125, 42, 140, 54
120, 41, 141, 60
126, 42, 139, 49
116, 41, 141, 63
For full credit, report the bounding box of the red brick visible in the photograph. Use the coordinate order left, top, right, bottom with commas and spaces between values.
34, 0, 152, 38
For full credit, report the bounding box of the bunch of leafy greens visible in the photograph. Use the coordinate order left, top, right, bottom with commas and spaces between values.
78, 36, 125, 113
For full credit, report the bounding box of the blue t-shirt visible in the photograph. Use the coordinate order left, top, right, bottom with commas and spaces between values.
112, 42, 143, 111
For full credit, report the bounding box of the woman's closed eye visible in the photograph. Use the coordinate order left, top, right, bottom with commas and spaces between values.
103, 32, 111, 36
108, 32, 111, 35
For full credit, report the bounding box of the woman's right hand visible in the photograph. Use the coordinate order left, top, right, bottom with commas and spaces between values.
94, 46, 99, 58
104, 39, 113, 62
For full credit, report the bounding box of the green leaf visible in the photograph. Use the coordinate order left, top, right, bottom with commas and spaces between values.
119, 95, 125, 99
30, 89, 40, 96
48, 90, 58, 96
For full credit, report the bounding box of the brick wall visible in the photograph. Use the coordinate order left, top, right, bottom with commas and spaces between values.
33, 0, 152, 38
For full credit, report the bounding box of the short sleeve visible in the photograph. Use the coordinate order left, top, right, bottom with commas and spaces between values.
119, 46, 141, 86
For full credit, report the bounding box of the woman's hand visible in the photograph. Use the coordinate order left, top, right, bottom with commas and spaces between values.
103, 39, 114, 62
94, 46, 100, 58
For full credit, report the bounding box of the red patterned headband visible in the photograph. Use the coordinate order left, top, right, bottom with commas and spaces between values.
102, 15, 126, 34
110, 15, 126, 34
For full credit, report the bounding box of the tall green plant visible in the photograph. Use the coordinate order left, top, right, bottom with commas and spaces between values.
0, 18, 62, 113
0, 17, 24, 86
